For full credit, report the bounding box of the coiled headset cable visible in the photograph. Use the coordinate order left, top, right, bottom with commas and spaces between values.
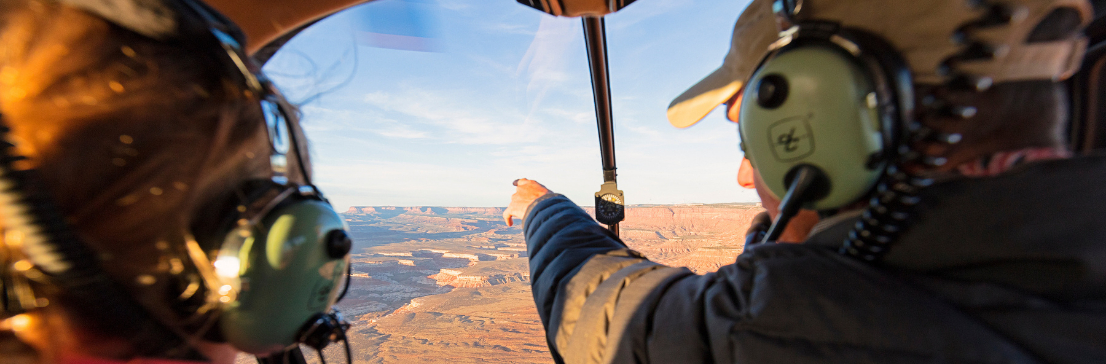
840, 0, 1013, 261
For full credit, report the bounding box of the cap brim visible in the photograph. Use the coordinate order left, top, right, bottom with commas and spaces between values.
667, 0, 779, 128
667, 67, 744, 128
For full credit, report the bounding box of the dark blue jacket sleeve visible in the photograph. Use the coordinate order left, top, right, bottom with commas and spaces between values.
524, 194, 625, 328
523, 194, 702, 363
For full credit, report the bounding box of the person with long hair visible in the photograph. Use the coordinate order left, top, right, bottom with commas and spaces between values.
0, 1, 352, 363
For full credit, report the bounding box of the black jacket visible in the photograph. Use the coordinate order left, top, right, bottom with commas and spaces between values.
523, 155, 1106, 364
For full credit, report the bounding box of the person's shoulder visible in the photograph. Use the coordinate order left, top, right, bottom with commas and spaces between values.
713, 242, 886, 302
734, 241, 850, 268
707, 242, 1042, 362
726, 241, 904, 290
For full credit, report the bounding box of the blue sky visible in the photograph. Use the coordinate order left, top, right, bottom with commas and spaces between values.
263, 0, 757, 209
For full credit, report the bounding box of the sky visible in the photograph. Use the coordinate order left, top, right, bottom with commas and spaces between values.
262, 0, 757, 209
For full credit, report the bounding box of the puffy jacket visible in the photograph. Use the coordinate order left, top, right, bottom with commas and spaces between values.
523, 155, 1106, 364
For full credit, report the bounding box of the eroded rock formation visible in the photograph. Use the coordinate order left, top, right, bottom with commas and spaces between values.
290, 203, 765, 364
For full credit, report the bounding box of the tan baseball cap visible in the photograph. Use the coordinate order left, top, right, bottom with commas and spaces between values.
667, 0, 1094, 128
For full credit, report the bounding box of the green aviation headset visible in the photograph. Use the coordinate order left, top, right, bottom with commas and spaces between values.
0, 0, 353, 361
739, 26, 909, 209
738, 18, 915, 244
741, 0, 1014, 259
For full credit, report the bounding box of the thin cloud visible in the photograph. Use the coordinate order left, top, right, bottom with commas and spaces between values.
267, 0, 758, 207
376, 125, 429, 139
623, 124, 663, 137
362, 87, 550, 145
545, 108, 593, 124
482, 22, 537, 36
299, 105, 430, 140
516, 16, 579, 119
466, 54, 520, 77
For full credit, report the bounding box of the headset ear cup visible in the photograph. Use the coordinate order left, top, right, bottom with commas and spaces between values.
839, 29, 915, 162
739, 35, 897, 210
166, 180, 281, 341
217, 197, 351, 355
185, 179, 352, 354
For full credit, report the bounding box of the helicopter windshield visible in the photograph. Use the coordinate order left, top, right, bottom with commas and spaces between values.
246, 0, 759, 361
261, 0, 758, 209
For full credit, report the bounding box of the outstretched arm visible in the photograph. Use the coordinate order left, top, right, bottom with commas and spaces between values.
505, 179, 712, 363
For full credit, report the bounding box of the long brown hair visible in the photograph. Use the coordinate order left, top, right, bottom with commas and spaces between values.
1, 0, 289, 359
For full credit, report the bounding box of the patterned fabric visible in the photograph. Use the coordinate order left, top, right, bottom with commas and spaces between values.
668, 0, 1094, 128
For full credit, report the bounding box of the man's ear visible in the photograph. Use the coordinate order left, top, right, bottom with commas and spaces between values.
738, 157, 756, 189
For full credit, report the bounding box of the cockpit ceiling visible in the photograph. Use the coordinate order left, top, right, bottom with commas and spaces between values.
205, 0, 376, 56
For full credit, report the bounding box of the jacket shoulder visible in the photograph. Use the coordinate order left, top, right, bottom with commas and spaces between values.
695, 243, 1041, 363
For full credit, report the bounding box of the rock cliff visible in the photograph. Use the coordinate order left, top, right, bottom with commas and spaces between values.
344, 203, 762, 273
346, 206, 504, 215
279, 203, 765, 364
584, 204, 763, 273
431, 269, 528, 288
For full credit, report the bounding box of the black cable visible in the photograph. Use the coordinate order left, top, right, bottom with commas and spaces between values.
841, 0, 1009, 262
762, 165, 826, 244
341, 332, 352, 364
311, 332, 351, 364
277, 99, 315, 188
183, 0, 315, 191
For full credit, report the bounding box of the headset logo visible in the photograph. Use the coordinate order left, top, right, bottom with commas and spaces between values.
767, 116, 815, 162
308, 280, 334, 311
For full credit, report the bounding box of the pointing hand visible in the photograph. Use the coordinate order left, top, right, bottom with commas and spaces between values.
504, 178, 551, 227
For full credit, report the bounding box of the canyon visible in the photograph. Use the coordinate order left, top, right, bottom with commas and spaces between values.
239, 202, 762, 363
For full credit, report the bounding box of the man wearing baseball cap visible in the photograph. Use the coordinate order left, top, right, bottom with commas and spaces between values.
504, 0, 1106, 363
